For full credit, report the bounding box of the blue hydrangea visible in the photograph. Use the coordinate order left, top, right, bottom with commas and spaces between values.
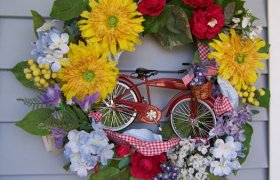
64, 125, 114, 177
31, 21, 69, 72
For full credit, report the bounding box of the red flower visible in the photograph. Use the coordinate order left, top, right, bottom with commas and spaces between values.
130, 152, 166, 180
138, 0, 166, 16
183, 0, 214, 8
190, 5, 225, 39
115, 144, 131, 158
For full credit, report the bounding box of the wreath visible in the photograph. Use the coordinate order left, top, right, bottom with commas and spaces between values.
12, 0, 270, 179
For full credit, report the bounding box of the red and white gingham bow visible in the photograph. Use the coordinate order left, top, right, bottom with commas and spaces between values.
214, 95, 233, 116
106, 130, 180, 156
89, 111, 102, 123
197, 41, 210, 60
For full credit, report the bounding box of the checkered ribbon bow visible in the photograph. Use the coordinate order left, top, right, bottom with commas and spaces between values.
197, 41, 210, 60
214, 95, 233, 116
106, 130, 180, 156
88, 111, 102, 123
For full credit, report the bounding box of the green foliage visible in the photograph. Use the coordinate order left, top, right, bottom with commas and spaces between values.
192, 50, 203, 65
118, 156, 131, 169
171, 0, 193, 18
50, 0, 88, 21
16, 108, 52, 136
63, 162, 71, 171
208, 174, 227, 180
238, 123, 253, 165
115, 167, 130, 180
224, 2, 236, 25
143, 5, 193, 49
31, 10, 45, 38
89, 167, 120, 180
17, 95, 52, 110
259, 43, 270, 54
43, 106, 81, 132
161, 122, 177, 139
11, 61, 39, 91
255, 88, 270, 108
64, 19, 81, 44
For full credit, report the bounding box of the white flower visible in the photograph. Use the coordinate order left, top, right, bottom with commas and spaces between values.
210, 157, 241, 176
49, 33, 69, 54
37, 20, 58, 32
212, 136, 242, 160
66, 130, 80, 153
232, 17, 241, 24
198, 145, 209, 155
51, 61, 62, 72
242, 17, 251, 28
70, 158, 94, 177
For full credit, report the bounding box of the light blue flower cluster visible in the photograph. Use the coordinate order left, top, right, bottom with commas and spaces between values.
31, 21, 69, 72
210, 136, 242, 176
64, 122, 114, 177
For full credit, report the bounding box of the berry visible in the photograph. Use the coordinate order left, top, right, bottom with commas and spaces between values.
28, 59, 34, 65
40, 79, 46, 84
32, 69, 40, 76
250, 86, 256, 92
44, 74, 51, 80
242, 98, 247, 103
23, 68, 30, 74
243, 92, 249, 97
259, 90, 265, 96
25, 73, 32, 79
39, 64, 45, 69
34, 77, 40, 82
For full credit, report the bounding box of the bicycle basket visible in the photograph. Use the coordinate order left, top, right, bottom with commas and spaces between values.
190, 81, 212, 100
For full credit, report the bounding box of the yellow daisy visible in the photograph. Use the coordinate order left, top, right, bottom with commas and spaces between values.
58, 42, 119, 101
208, 29, 269, 91
79, 0, 144, 55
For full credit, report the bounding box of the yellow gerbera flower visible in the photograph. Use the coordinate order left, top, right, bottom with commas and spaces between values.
208, 29, 269, 91
79, 0, 144, 55
58, 42, 119, 101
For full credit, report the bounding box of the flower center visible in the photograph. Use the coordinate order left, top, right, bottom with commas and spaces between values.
83, 70, 95, 82
207, 18, 218, 28
108, 16, 118, 28
236, 54, 246, 64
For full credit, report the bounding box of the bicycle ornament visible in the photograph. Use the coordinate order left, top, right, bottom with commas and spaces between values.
13, 0, 270, 179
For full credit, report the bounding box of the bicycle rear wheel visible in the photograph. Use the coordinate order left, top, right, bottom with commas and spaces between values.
170, 98, 216, 138
94, 81, 138, 131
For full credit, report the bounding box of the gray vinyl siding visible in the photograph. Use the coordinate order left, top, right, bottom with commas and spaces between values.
0, 0, 269, 179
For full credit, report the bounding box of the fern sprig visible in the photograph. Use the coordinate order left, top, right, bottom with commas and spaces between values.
17, 95, 52, 110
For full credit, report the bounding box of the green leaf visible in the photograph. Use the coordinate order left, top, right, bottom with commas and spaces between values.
50, 0, 88, 21
63, 162, 71, 171
192, 50, 202, 65
251, 109, 260, 115
89, 167, 120, 180
259, 43, 270, 54
156, 5, 193, 49
113, 167, 130, 180
208, 174, 227, 180
16, 108, 52, 136
224, 2, 236, 25
255, 88, 270, 108
31, 10, 45, 38
71, 105, 88, 121
238, 123, 253, 165
118, 156, 130, 169
161, 122, 177, 139
11, 61, 39, 90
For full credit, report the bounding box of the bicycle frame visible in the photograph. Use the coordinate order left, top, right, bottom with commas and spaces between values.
114, 73, 191, 115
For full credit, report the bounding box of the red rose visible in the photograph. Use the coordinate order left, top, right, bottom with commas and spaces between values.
190, 5, 225, 39
183, 0, 214, 8
115, 144, 131, 158
130, 152, 166, 179
138, 0, 166, 16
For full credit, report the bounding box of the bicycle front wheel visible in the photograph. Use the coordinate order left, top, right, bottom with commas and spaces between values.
170, 98, 216, 138
95, 81, 138, 131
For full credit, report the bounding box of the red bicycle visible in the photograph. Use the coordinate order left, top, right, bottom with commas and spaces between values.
96, 64, 216, 138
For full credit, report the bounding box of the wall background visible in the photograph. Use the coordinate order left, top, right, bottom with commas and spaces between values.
0, 0, 269, 179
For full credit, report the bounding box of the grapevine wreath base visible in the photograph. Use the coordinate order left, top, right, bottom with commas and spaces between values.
13, 0, 270, 179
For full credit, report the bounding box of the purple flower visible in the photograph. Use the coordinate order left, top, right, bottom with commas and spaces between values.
51, 128, 65, 149
211, 106, 252, 141
41, 84, 61, 107
73, 92, 99, 112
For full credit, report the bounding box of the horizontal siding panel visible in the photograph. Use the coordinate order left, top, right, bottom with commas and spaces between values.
0, 168, 268, 180
0, 19, 268, 74
0, 122, 267, 175
0, 71, 268, 123
0, 0, 267, 27
0, 0, 53, 18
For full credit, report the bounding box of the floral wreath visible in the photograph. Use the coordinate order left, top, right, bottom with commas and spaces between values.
13, 0, 270, 179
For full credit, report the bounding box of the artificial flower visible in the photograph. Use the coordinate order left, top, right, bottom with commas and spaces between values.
51, 128, 65, 149
210, 157, 240, 176
73, 92, 99, 112
183, 0, 214, 8
130, 152, 166, 179
79, 0, 144, 55
40, 84, 61, 107
64, 129, 114, 177
58, 42, 119, 101
138, 0, 166, 16
115, 144, 131, 158
190, 5, 224, 39
212, 136, 242, 160
208, 29, 269, 90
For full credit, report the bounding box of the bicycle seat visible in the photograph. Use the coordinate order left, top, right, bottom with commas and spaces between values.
135, 68, 158, 78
